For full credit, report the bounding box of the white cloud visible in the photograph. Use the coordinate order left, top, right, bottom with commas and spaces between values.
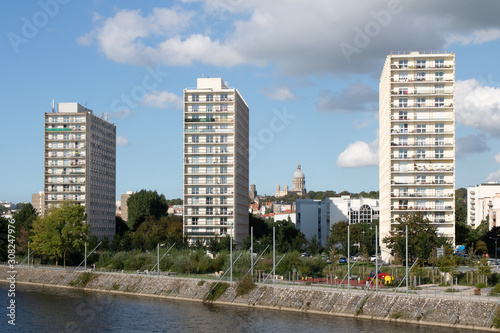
117, 136, 130, 146
336, 138, 378, 168
79, 1, 500, 75
496, 152, 500, 164
456, 79, 500, 137
487, 169, 500, 182
262, 87, 295, 101
141, 90, 182, 109
446, 28, 500, 46
76, 33, 92, 46
109, 109, 133, 119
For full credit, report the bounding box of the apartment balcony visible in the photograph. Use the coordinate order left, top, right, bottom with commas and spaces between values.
390, 142, 454, 148
391, 180, 454, 186
391, 130, 454, 135
391, 90, 453, 96
391, 193, 453, 198
391, 206, 453, 212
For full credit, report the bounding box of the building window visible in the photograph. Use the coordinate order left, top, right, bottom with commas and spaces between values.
435, 123, 444, 133
416, 60, 426, 68
399, 149, 408, 159
206, 197, 213, 205
416, 98, 426, 107
220, 156, 228, 163
192, 94, 199, 102
192, 197, 199, 205
192, 207, 199, 215
206, 94, 213, 102
435, 175, 444, 184
435, 149, 444, 159
206, 218, 213, 225
206, 135, 213, 143
399, 123, 408, 133
435, 72, 444, 81
206, 186, 214, 194
206, 145, 213, 153
206, 207, 213, 215
220, 217, 228, 225
192, 187, 199, 194
416, 124, 426, 133
417, 175, 426, 184
399, 98, 408, 107
416, 136, 426, 146
398, 60, 408, 68
416, 72, 426, 81
435, 97, 444, 107
192, 176, 199, 184
417, 200, 426, 209
192, 135, 199, 143
220, 166, 227, 174
206, 155, 214, 164
399, 136, 407, 146
399, 111, 408, 120
220, 176, 228, 184
399, 200, 408, 209
220, 93, 228, 101
435, 137, 444, 146
220, 197, 227, 205
192, 217, 198, 225
399, 87, 408, 95
192, 166, 199, 174
435, 200, 444, 210
206, 176, 214, 184
220, 135, 228, 143
221, 104, 228, 112
192, 105, 199, 112
399, 72, 408, 81
220, 187, 228, 194
206, 166, 214, 174
416, 149, 426, 158
435, 59, 444, 68
206, 105, 213, 112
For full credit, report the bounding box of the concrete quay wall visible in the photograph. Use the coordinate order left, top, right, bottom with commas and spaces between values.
2, 266, 499, 331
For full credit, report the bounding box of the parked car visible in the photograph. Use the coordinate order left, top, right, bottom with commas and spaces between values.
339, 257, 347, 264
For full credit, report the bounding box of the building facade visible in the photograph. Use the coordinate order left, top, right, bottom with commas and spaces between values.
275, 164, 306, 197
32, 191, 45, 215
183, 78, 249, 245
379, 52, 456, 256
296, 197, 379, 245
44, 103, 116, 238
467, 181, 500, 230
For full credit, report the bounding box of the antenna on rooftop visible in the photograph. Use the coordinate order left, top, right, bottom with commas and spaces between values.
51, 99, 55, 113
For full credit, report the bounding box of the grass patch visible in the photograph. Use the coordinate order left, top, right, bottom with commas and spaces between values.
198, 280, 206, 287
205, 282, 229, 302
392, 312, 403, 319
68, 272, 96, 287
493, 309, 500, 328
111, 282, 120, 290
235, 276, 256, 297
444, 288, 460, 293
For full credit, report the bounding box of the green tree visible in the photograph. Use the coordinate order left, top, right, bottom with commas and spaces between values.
382, 213, 444, 264
13, 203, 38, 255
30, 202, 88, 267
0, 217, 9, 261
307, 235, 322, 255
127, 190, 169, 230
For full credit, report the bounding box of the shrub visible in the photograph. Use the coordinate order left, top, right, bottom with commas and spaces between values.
198, 280, 205, 287
235, 276, 255, 296
205, 282, 229, 301
69, 272, 95, 287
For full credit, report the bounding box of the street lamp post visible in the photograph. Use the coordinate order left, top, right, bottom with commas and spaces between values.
490, 237, 498, 264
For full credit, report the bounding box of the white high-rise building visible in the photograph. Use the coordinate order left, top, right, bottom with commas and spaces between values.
467, 181, 500, 230
379, 52, 456, 256
183, 78, 249, 245
44, 103, 116, 238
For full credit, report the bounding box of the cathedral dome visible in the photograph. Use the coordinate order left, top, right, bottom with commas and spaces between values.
293, 164, 305, 179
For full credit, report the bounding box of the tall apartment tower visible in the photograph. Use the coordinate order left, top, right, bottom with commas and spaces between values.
379, 52, 455, 257
183, 78, 249, 245
44, 103, 116, 239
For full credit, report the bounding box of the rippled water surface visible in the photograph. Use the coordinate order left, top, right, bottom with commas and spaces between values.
1, 284, 474, 332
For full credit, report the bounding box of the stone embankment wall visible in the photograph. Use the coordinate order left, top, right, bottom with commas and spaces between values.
2, 266, 499, 331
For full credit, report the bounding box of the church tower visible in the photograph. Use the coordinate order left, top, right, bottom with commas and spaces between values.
292, 163, 306, 195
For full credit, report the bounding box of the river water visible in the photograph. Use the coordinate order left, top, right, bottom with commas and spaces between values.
1, 284, 474, 333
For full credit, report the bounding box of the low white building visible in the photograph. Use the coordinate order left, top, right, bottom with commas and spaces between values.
467, 181, 500, 230
296, 196, 379, 245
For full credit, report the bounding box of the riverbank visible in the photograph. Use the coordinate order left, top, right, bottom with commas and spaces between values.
2, 266, 499, 331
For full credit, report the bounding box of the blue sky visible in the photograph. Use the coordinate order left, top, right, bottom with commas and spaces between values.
2, 0, 500, 203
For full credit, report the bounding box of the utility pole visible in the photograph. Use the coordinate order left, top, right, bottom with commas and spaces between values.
251, 226, 254, 279
375, 225, 378, 293
157, 243, 160, 276
273, 226, 276, 287
406, 224, 408, 295
347, 223, 350, 292
28, 241, 30, 267
85, 242, 87, 271
230, 229, 233, 283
